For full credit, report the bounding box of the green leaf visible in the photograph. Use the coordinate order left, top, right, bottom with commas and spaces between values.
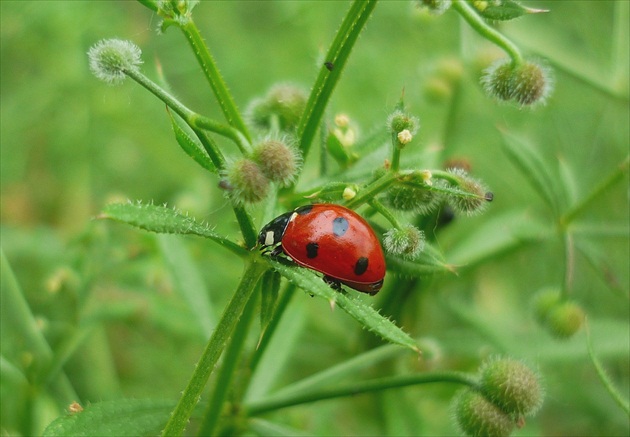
100, 202, 247, 257
267, 259, 419, 352
168, 111, 216, 173
499, 129, 565, 215
446, 210, 552, 268
260, 270, 281, 336
156, 234, 215, 338
476, 0, 548, 21
385, 240, 454, 277
42, 399, 174, 437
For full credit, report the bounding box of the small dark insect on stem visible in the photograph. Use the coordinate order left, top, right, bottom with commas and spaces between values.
324, 61, 334, 71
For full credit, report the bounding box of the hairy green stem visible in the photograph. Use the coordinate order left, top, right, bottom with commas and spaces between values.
191, 114, 252, 155
161, 259, 267, 436
197, 291, 259, 436
452, 0, 523, 65
369, 198, 402, 230
179, 19, 251, 142
245, 371, 477, 416
297, 0, 378, 158
344, 171, 397, 210
586, 323, 630, 416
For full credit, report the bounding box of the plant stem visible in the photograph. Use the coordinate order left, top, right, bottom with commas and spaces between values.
344, 171, 397, 210
244, 371, 477, 416
297, 0, 378, 159
586, 322, 630, 416
561, 231, 575, 299
179, 19, 251, 142
124, 68, 227, 170
191, 114, 252, 155
369, 198, 402, 230
197, 290, 259, 436
161, 258, 267, 436
452, 0, 523, 65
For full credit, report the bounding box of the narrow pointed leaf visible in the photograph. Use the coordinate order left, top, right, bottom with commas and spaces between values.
43, 399, 174, 437
100, 202, 247, 257
268, 259, 419, 352
499, 130, 565, 214
169, 111, 216, 173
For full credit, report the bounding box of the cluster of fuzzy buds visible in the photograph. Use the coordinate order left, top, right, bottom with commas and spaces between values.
388, 110, 420, 149
87, 39, 143, 85
247, 84, 307, 133
221, 137, 301, 205
481, 58, 554, 107
385, 185, 442, 215
453, 357, 544, 437
532, 287, 585, 339
383, 224, 425, 260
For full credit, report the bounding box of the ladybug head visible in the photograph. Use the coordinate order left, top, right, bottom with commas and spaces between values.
258, 211, 293, 247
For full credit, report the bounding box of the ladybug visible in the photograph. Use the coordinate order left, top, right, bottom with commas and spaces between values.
258, 204, 386, 295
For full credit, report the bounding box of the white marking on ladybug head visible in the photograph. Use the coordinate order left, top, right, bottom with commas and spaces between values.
289, 212, 298, 222
264, 231, 275, 246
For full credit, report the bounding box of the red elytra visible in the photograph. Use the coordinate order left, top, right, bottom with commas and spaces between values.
258, 204, 386, 295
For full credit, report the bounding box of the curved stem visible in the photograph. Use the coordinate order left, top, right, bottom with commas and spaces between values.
344, 171, 397, 210
452, 0, 523, 64
161, 258, 267, 436
297, 0, 378, 159
244, 371, 478, 416
179, 19, 251, 142
369, 198, 402, 230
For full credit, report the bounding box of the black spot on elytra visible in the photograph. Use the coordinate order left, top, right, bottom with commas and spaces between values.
332, 217, 349, 237
306, 242, 319, 259
354, 257, 369, 275
295, 205, 313, 215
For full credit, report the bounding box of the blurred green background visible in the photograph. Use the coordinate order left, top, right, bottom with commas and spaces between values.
1, 1, 628, 436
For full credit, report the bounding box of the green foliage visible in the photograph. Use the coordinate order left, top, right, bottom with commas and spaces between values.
1, 1, 628, 437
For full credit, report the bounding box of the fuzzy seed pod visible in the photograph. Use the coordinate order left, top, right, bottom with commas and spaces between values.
452, 389, 515, 437
88, 39, 143, 85
222, 158, 269, 204
247, 84, 307, 132
383, 225, 425, 260
479, 357, 544, 417
445, 168, 491, 216
532, 288, 585, 339
251, 138, 301, 187
481, 58, 553, 107
384, 185, 442, 215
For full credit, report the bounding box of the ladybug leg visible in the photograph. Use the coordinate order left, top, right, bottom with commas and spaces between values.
270, 245, 284, 258
323, 275, 342, 291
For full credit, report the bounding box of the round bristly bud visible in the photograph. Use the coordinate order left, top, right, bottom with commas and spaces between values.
452, 389, 515, 437
481, 58, 553, 107
532, 287, 561, 325
479, 357, 544, 417
445, 168, 490, 216
388, 110, 419, 136
546, 300, 586, 339
250, 138, 301, 187
511, 60, 554, 107
481, 58, 515, 102
223, 159, 269, 204
88, 39, 143, 85
385, 185, 442, 214
384, 225, 425, 260
416, 0, 452, 16
247, 83, 307, 132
